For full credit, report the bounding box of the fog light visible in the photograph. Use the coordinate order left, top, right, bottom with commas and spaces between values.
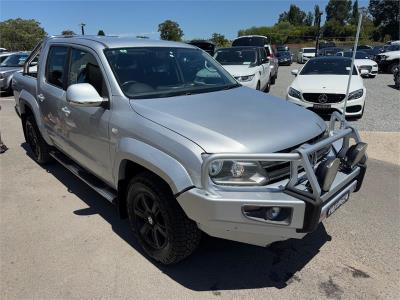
344, 142, 367, 169
316, 158, 340, 192
265, 207, 281, 220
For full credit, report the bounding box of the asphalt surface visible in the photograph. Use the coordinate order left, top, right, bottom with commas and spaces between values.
270, 63, 400, 132
1, 67, 399, 299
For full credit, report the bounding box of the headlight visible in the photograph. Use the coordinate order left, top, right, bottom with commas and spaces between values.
288, 87, 301, 99
348, 89, 363, 100
208, 160, 267, 186
236, 74, 255, 82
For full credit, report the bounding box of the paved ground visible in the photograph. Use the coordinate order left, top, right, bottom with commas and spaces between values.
1, 67, 399, 300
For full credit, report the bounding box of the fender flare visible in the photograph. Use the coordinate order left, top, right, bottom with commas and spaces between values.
19, 90, 53, 145
114, 137, 194, 194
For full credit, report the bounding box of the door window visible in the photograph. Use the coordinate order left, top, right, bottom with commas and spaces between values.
259, 48, 267, 63
68, 48, 108, 97
46, 46, 68, 89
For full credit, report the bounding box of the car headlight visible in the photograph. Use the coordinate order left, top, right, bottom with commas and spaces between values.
209, 160, 268, 186
288, 87, 301, 99
236, 74, 255, 82
348, 89, 364, 100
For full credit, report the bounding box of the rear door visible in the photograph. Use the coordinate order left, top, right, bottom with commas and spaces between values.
38, 45, 69, 148
259, 48, 270, 87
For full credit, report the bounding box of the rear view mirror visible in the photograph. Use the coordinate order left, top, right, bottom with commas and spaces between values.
291, 69, 299, 76
66, 83, 104, 107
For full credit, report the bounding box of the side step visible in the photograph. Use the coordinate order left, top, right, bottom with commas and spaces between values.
49, 151, 117, 203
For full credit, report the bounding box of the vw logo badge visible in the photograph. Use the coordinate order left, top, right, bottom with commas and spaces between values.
318, 93, 328, 103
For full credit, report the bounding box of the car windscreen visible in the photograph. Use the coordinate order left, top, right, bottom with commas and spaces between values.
0, 54, 29, 67
277, 51, 290, 57
300, 59, 357, 75
214, 48, 257, 65
342, 51, 370, 59
386, 44, 400, 51
104, 47, 238, 99
232, 37, 268, 47
303, 49, 315, 53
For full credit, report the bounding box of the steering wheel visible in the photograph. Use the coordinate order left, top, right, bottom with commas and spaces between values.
121, 80, 138, 88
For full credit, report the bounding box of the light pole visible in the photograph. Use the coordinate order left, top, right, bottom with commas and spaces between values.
315, 12, 323, 56
79, 23, 86, 35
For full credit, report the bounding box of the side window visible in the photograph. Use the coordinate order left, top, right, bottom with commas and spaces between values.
68, 48, 108, 97
259, 48, 267, 63
46, 46, 68, 89
264, 46, 271, 57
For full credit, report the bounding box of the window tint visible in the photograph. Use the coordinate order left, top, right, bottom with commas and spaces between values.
300, 59, 357, 75
68, 48, 108, 97
259, 48, 267, 62
46, 47, 68, 89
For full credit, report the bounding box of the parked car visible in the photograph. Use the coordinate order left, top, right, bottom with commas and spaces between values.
318, 47, 344, 57
0, 52, 15, 63
0, 48, 8, 53
287, 56, 367, 119
232, 35, 279, 84
276, 51, 292, 66
375, 50, 400, 73
297, 47, 316, 63
0, 51, 30, 94
214, 46, 272, 91
319, 41, 336, 49
356, 45, 373, 51
336, 51, 378, 77
13, 36, 367, 264
362, 45, 385, 59
187, 40, 216, 56
394, 65, 400, 89
276, 45, 289, 52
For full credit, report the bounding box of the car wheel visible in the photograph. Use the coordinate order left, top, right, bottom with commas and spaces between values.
256, 81, 261, 90
23, 115, 52, 164
264, 79, 271, 93
126, 172, 201, 265
270, 75, 276, 84
388, 62, 399, 74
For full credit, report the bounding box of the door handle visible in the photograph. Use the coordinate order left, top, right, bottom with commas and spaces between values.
37, 94, 45, 102
61, 106, 71, 117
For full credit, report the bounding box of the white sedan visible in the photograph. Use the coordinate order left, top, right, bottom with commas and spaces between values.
214, 47, 271, 92
286, 57, 367, 119
337, 51, 378, 77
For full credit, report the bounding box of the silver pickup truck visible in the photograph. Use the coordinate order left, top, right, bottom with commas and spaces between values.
12, 36, 367, 265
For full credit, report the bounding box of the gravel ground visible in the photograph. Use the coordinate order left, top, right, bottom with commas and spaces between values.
270, 63, 400, 132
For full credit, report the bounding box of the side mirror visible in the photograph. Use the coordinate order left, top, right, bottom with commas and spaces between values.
360, 69, 369, 75
291, 69, 299, 76
66, 83, 104, 107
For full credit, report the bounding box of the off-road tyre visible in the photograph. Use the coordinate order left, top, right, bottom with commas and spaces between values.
126, 172, 201, 265
23, 115, 52, 164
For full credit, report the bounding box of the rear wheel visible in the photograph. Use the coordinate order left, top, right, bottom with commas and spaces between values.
126, 172, 201, 264
23, 115, 52, 164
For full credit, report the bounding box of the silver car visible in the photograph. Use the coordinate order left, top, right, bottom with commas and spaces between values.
0, 51, 30, 93
13, 36, 367, 264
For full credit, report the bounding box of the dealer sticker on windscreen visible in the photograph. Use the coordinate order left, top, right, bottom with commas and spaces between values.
327, 192, 350, 217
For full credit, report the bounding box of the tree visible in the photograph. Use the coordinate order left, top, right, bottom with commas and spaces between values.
325, 0, 352, 25
278, 4, 307, 25
97, 30, 105, 36
210, 33, 230, 47
351, 0, 360, 24
158, 20, 183, 41
305, 12, 314, 26
314, 5, 322, 26
369, 0, 399, 41
61, 30, 75, 36
0, 18, 46, 50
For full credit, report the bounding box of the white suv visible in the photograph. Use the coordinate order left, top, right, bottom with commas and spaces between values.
298, 47, 316, 63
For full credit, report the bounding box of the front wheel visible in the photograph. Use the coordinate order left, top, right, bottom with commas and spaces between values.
388, 62, 399, 74
264, 79, 271, 93
256, 81, 261, 90
23, 115, 52, 164
126, 172, 201, 264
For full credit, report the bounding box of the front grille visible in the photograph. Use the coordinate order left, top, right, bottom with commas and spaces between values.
303, 93, 345, 103
260, 132, 330, 184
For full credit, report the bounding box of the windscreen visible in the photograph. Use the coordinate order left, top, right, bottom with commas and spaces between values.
0, 53, 29, 67
303, 48, 315, 53
214, 48, 257, 65
105, 47, 238, 99
342, 51, 370, 59
300, 59, 358, 75
232, 37, 268, 47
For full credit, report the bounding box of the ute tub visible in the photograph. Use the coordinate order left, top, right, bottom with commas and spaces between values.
177, 112, 367, 246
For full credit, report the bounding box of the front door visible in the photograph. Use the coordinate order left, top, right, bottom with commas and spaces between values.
59, 46, 112, 183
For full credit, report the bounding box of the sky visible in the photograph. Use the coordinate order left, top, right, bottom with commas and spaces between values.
0, 0, 370, 40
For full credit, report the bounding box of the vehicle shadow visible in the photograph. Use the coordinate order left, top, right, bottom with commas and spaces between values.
387, 84, 399, 90
22, 143, 332, 291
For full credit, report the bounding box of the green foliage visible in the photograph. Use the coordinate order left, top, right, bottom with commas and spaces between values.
326, 0, 352, 25
61, 30, 75, 36
97, 30, 105, 36
369, 0, 399, 41
158, 20, 183, 41
305, 12, 314, 26
210, 33, 230, 47
278, 4, 308, 26
0, 18, 47, 50
323, 19, 356, 39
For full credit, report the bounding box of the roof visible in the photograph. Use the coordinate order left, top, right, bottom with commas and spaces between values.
47, 35, 195, 49
216, 46, 263, 51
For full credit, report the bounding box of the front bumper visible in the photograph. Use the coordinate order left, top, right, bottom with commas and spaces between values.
177, 113, 367, 246
286, 93, 365, 117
